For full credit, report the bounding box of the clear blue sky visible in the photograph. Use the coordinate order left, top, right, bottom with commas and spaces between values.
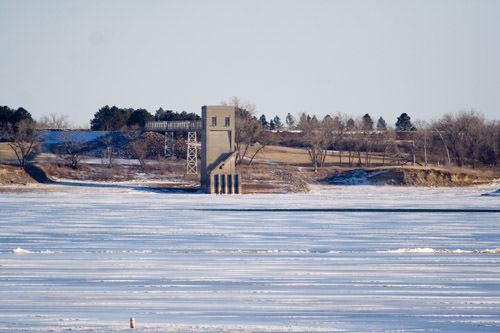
1, 0, 499, 127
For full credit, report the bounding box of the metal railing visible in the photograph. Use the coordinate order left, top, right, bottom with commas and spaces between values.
145, 120, 202, 132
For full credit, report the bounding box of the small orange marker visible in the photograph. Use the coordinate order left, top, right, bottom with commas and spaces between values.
130, 317, 135, 328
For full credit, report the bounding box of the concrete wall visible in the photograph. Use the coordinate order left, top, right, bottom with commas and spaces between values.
207, 153, 241, 194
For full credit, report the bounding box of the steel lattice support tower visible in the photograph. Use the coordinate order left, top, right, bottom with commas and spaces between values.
186, 131, 198, 174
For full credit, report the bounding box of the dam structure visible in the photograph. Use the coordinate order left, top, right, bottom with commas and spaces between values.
200, 105, 241, 194
145, 105, 240, 194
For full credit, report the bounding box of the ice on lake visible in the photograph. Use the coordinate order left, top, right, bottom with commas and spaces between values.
1, 183, 500, 332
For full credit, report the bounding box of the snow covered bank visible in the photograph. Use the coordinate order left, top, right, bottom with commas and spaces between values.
324, 168, 496, 186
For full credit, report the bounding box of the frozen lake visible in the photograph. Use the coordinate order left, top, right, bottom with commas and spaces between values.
1, 183, 500, 332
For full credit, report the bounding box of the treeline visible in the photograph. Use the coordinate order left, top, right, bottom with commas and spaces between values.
234, 108, 419, 170
419, 111, 500, 168
289, 111, 500, 170
281, 112, 418, 171
0, 106, 38, 167
0, 106, 34, 135
90, 106, 200, 131
2, 105, 201, 132
2, 102, 500, 171
233, 105, 500, 171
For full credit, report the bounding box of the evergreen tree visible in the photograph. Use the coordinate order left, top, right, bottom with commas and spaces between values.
297, 113, 309, 130
90, 106, 131, 131
395, 113, 415, 131
269, 119, 276, 130
127, 109, 154, 129
0, 106, 15, 129
179, 110, 200, 121
155, 109, 200, 121
361, 113, 374, 131
13, 107, 32, 124
0, 106, 33, 133
259, 114, 269, 129
155, 108, 166, 121
273, 115, 283, 130
346, 118, 355, 131
376, 117, 387, 130
285, 113, 296, 129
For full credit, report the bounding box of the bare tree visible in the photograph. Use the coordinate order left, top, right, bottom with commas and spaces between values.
321, 115, 337, 165
414, 120, 429, 166
38, 113, 71, 129
432, 127, 452, 167
477, 122, 498, 167
222, 97, 264, 165
433, 110, 485, 168
57, 131, 88, 170
331, 114, 345, 166
336, 114, 358, 167
100, 134, 114, 168
128, 132, 148, 171
2, 119, 41, 167
247, 130, 273, 165
297, 113, 329, 172
359, 114, 375, 166
380, 130, 396, 166
492, 122, 500, 166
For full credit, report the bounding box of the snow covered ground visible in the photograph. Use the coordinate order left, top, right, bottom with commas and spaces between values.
1, 183, 500, 332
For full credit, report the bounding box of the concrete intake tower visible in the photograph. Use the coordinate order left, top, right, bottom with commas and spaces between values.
201, 105, 240, 194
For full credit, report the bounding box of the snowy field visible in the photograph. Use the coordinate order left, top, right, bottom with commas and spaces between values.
1, 182, 500, 332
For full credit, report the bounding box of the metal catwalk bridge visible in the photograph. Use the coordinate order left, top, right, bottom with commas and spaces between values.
145, 121, 202, 132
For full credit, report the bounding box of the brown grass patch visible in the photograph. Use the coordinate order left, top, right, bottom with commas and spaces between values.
0, 143, 17, 160
246, 145, 411, 168
0, 164, 36, 185
239, 163, 310, 193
